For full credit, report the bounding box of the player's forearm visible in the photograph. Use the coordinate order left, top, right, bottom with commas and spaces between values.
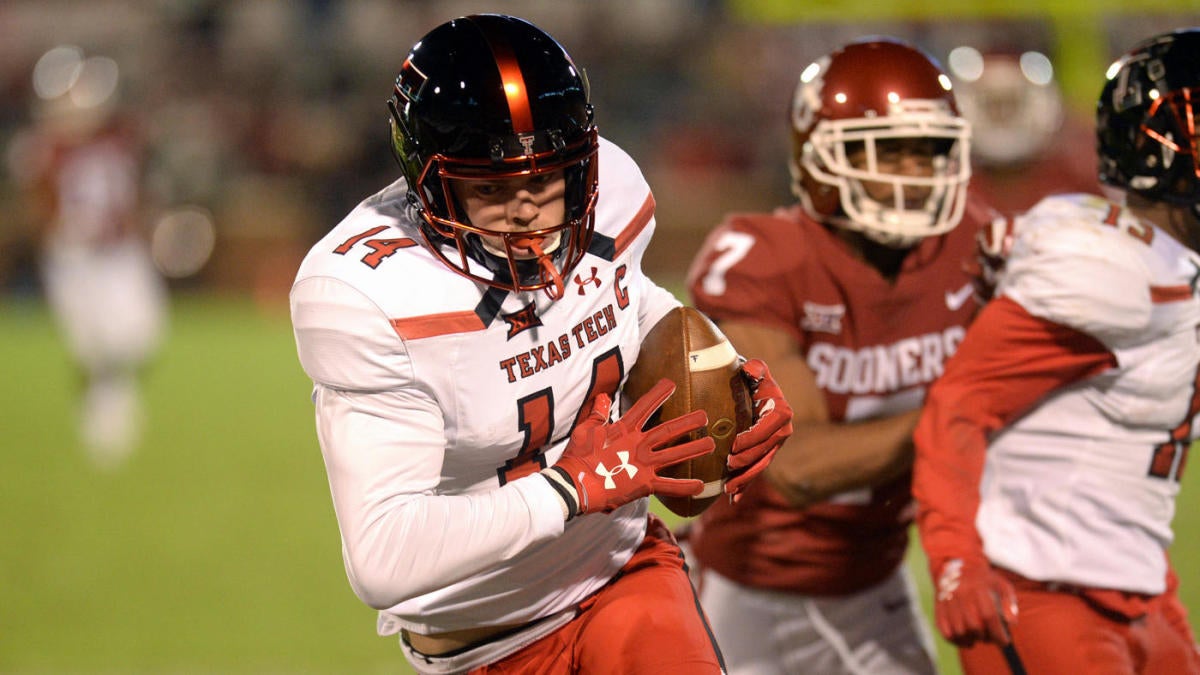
338, 474, 566, 609
764, 408, 920, 508
314, 381, 570, 608
911, 401, 990, 571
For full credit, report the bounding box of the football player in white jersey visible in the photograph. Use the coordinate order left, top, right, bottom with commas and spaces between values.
289, 15, 791, 675
913, 28, 1200, 674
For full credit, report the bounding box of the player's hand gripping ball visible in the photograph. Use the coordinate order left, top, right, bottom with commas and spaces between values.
546, 380, 714, 517
726, 357, 792, 500
622, 307, 764, 517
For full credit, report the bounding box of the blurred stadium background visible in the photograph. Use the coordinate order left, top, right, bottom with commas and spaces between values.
2, 1, 1199, 673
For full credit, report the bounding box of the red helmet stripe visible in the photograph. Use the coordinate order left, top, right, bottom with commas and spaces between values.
483, 31, 535, 133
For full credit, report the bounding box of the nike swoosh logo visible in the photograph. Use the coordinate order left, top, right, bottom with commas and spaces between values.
945, 283, 974, 311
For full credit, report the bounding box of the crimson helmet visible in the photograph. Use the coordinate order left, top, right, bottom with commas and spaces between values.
1098, 29, 1200, 211
388, 14, 599, 297
789, 37, 971, 247
948, 47, 1064, 168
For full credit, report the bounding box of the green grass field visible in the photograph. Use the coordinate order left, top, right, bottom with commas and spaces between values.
2, 293, 1196, 673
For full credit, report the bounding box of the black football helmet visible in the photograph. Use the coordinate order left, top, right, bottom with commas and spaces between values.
388, 14, 599, 297
1098, 28, 1200, 210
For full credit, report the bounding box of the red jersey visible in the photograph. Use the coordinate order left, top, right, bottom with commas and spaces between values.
685, 204, 981, 595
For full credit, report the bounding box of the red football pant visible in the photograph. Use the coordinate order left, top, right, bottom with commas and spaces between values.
471, 515, 725, 674
958, 569, 1200, 675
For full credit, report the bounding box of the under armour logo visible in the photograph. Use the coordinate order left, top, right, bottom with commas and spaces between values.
574, 267, 601, 295
518, 134, 536, 156
936, 559, 964, 602
595, 451, 638, 489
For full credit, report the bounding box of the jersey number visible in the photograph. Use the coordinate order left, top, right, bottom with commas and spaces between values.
699, 230, 756, 296
497, 348, 625, 485
1148, 362, 1200, 482
333, 226, 417, 268
1101, 203, 1154, 245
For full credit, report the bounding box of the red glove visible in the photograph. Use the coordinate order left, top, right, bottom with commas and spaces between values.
542, 378, 713, 518
724, 358, 793, 500
933, 557, 1019, 647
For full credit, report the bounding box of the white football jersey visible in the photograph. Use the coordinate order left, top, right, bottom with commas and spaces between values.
290, 137, 681, 634
981, 193, 1200, 594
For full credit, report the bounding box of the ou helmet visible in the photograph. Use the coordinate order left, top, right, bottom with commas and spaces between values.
948, 47, 1064, 168
789, 37, 971, 248
388, 14, 599, 298
1098, 28, 1200, 213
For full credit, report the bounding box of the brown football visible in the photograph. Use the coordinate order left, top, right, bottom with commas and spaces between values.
622, 306, 755, 517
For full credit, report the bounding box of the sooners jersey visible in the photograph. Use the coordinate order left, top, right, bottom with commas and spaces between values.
969, 193, 1198, 594
685, 204, 980, 594
290, 138, 680, 635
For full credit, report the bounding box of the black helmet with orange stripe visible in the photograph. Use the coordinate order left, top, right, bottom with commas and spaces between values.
388, 14, 599, 297
1098, 28, 1200, 214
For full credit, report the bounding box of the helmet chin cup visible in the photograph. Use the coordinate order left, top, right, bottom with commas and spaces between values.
425, 211, 589, 297
514, 237, 565, 299
485, 231, 568, 299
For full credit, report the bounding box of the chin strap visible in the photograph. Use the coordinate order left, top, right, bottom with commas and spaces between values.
514, 237, 565, 300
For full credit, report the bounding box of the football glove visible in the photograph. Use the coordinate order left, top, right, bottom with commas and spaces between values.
934, 557, 1019, 647
542, 378, 712, 519
724, 358, 793, 500
966, 216, 1017, 304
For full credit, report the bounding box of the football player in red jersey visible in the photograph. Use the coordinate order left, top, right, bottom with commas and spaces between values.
913, 28, 1200, 674
683, 37, 987, 674
289, 14, 790, 674
10, 47, 168, 469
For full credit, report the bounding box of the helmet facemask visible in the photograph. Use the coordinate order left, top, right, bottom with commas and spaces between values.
436, 139, 599, 299
794, 100, 971, 248
391, 97, 599, 298
1127, 89, 1200, 200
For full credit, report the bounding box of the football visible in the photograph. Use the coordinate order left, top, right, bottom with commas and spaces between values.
622, 306, 755, 517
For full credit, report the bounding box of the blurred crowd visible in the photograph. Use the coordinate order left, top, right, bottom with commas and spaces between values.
1, 1, 1198, 301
